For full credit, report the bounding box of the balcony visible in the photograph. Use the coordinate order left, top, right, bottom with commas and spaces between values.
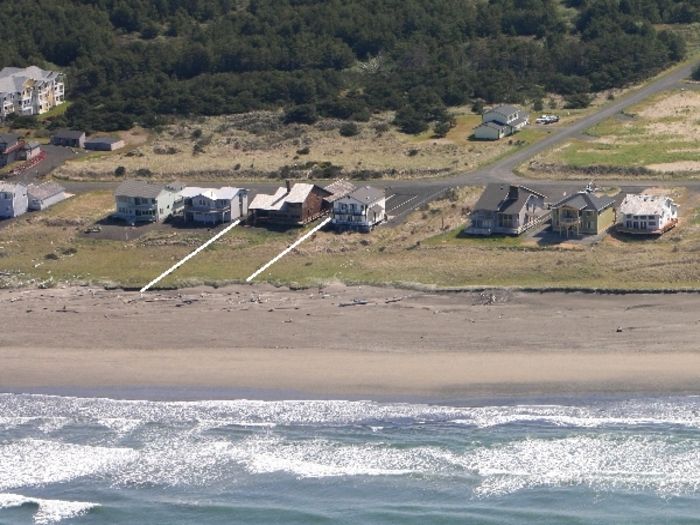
558, 215, 580, 226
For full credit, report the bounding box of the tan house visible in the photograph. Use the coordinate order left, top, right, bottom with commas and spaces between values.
551, 190, 616, 237
249, 182, 331, 226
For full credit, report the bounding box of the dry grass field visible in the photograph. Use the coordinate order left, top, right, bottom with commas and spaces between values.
2, 186, 700, 291
523, 86, 700, 180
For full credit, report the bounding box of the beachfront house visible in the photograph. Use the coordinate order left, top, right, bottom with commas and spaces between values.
249, 181, 331, 226
550, 190, 616, 237
0, 182, 28, 218
114, 180, 183, 224
27, 182, 68, 211
51, 130, 86, 149
473, 105, 529, 140
0, 66, 65, 118
0, 134, 22, 168
618, 194, 678, 235
332, 185, 386, 232
465, 184, 548, 235
181, 186, 249, 225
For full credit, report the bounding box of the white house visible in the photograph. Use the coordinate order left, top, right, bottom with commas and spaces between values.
0, 66, 65, 118
332, 185, 386, 232
27, 182, 68, 211
618, 194, 679, 235
0, 182, 28, 218
181, 186, 249, 225
473, 104, 529, 140
114, 180, 184, 224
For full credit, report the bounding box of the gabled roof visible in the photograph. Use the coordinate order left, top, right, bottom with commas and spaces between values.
552, 191, 615, 212
324, 179, 356, 203
0, 182, 26, 193
115, 180, 170, 199
476, 121, 508, 132
473, 184, 546, 214
0, 66, 61, 94
249, 183, 330, 211
619, 194, 677, 216
487, 105, 520, 116
27, 182, 65, 201
346, 185, 384, 205
181, 186, 243, 201
0, 133, 19, 145
52, 129, 85, 140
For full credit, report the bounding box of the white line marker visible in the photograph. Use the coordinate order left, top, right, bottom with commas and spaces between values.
140, 220, 241, 293
386, 193, 396, 202
389, 195, 418, 212
247, 217, 331, 282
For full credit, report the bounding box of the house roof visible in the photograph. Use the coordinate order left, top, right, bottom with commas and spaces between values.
476, 121, 508, 132
0, 66, 61, 95
23, 142, 41, 150
249, 183, 330, 211
181, 186, 242, 201
487, 105, 520, 116
619, 194, 676, 216
347, 185, 384, 205
0, 182, 25, 193
52, 129, 85, 140
0, 133, 19, 145
324, 179, 356, 202
474, 184, 546, 214
27, 182, 65, 201
115, 180, 169, 199
552, 191, 615, 212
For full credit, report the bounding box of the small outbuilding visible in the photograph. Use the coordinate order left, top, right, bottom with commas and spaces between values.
20, 142, 42, 160
84, 136, 125, 151
0, 182, 28, 218
51, 129, 86, 148
27, 182, 68, 211
0, 134, 21, 167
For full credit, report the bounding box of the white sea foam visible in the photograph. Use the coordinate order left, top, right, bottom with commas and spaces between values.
0, 493, 99, 524
0, 439, 136, 490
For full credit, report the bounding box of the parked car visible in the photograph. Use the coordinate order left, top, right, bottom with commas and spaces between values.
535, 114, 560, 124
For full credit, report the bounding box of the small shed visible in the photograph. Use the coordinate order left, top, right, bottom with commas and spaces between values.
27, 182, 68, 211
84, 136, 126, 151
51, 129, 86, 148
21, 142, 42, 160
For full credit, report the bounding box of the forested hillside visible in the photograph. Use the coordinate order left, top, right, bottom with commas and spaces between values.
0, 0, 695, 131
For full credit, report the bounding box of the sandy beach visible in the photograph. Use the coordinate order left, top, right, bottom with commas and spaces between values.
1, 284, 699, 399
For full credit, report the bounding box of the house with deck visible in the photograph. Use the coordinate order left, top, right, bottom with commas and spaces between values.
332, 185, 386, 232
0, 182, 28, 218
551, 190, 616, 237
114, 180, 183, 224
465, 184, 548, 235
617, 194, 678, 235
0, 66, 65, 118
27, 182, 68, 211
249, 182, 331, 226
473, 105, 529, 140
181, 186, 249, 225
0, 134, 22, 168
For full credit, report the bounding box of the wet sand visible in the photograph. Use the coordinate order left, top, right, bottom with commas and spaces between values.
1, 285, 699, 399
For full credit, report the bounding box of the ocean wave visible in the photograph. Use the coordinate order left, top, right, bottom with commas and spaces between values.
1, 393, 699, 431
0, 493, 99, 524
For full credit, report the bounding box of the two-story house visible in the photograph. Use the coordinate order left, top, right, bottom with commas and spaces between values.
0, 66, 65, 118
618, 194, 678, 235
332, 186, 386, 232
465, 184, 548, 235
114, 180, 183, 224
0, 182, 28, 219
551, 190, 616, 237
249, 182, 331, 226
181, 186, 249, 225
473, 105, 529, 140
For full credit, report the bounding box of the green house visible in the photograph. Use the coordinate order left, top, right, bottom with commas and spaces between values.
551, 191, 616, 237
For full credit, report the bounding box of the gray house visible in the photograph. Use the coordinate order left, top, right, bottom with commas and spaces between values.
465, 184, 548, 235
180, 186, 249, 225
27, 182, 68, 211
0, 182, 28, 218
473, 105, 529, 140
51, 129, 86, 148
114, 180, 183, 224
84, 137, 125, 151
0, 133, 21, 168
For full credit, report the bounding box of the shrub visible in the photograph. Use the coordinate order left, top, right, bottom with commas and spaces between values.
692, 64, 700, 81
433, 120, 453, 138
283, 104, 318, 125
339, 122, 360, 137
564, 93, 593, 109
393, 106, 428, 134
114, 166, 126, 177
296, 146, 310, 155
532, 98, 544, 111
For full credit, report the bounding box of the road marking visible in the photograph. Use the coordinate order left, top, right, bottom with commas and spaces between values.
247, 217, 331, 282
389, 195, 418, 212
386, 193, 396, 202
140, 220, 240, 293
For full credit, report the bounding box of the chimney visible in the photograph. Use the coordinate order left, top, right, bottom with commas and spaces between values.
285, 180, 291, 193
507, 185, 519, 201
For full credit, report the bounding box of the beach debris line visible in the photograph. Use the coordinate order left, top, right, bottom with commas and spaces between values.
140, 220, 241, 293
246, 217, 331, 282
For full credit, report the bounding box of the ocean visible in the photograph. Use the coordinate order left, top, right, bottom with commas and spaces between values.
0, 393, 698, 524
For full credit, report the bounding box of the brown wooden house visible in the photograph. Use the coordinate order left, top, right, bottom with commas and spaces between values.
249, 182, 332, 226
